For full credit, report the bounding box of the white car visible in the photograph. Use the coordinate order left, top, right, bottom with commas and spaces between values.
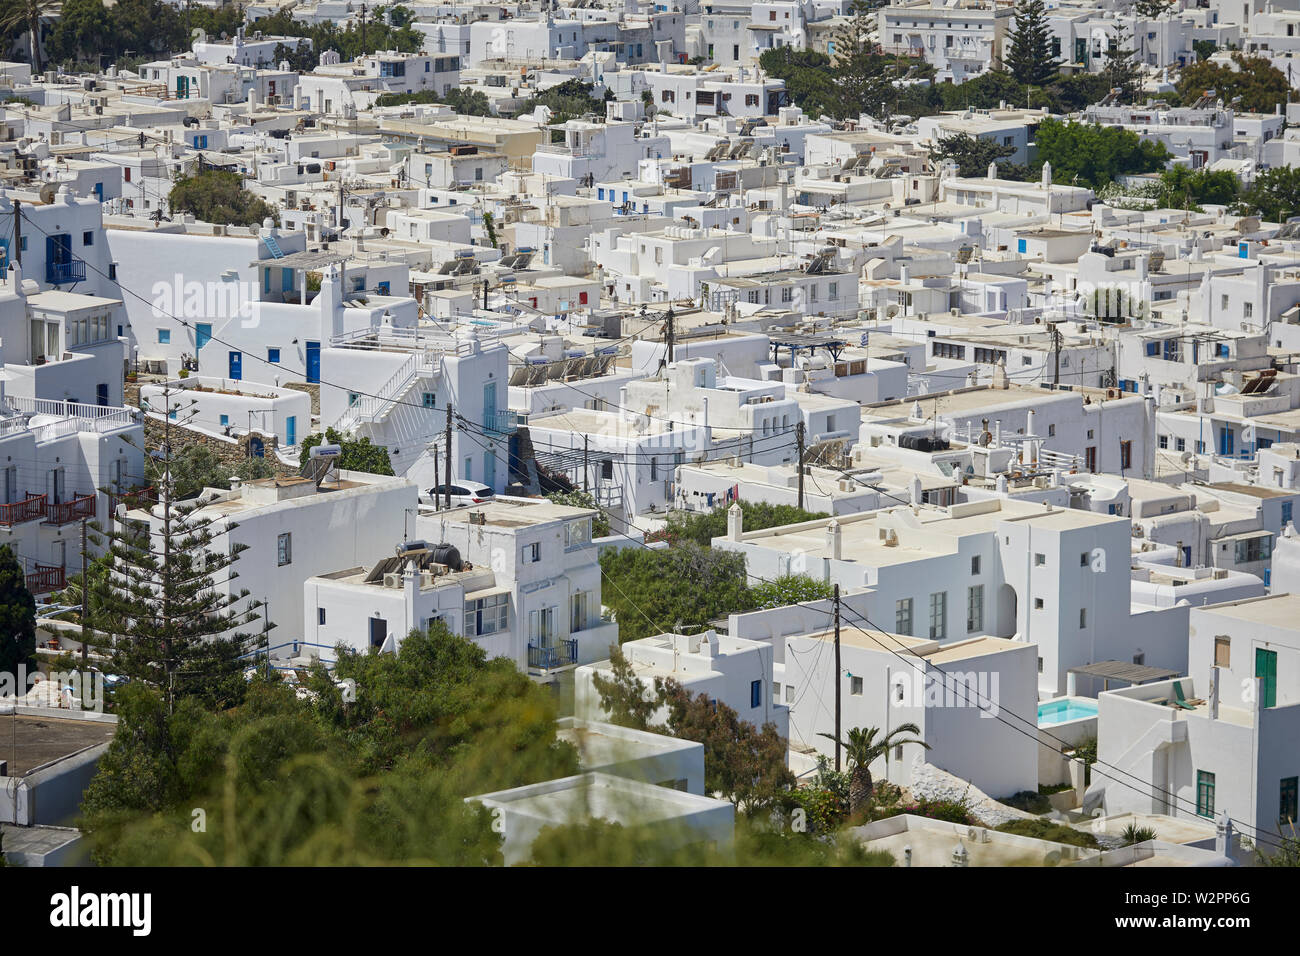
420, 482, 495, 507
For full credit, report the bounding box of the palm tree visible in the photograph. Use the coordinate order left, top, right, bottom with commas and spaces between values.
0, 0, 57, 73
819, 724, 930, 816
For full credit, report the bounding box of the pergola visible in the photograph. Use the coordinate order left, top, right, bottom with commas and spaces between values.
1067, 660, 1180, 693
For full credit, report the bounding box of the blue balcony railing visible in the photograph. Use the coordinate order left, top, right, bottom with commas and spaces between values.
47, 259, 86, 285
485, 408, 518, 437
528, 638, 578, 671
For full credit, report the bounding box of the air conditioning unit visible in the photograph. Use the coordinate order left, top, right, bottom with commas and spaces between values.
383, 572, 403, 588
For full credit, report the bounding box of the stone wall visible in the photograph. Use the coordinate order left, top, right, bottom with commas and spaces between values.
142, 418, 297, 476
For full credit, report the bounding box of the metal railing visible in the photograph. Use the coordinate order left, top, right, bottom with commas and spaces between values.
484, 409, 517, 437
527, 638, 578, 671
0, 494, 46, 526
5, 396, 137, 434
40, 493, 96, 525
47, 259, 87, 285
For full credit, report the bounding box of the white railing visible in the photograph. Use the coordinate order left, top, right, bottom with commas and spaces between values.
335, 353, 421, 433
5, 396, 136, 434
331, 325, 503, 355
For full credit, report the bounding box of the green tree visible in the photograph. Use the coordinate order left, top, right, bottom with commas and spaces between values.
0, 544, 36, 678
928, 131, 1017, 178
1176, 54, 1291, 114
758, 47, 841, 119
747, 574, 834, 610
45, 0, 110, 67
298, 427, 395, 476
1157, 165, 1240, 210
598, 544, 751, 640
589, 643, 660, 731
1134, 0, 1175, 16
169, 169, 279, 228
1034, 118, 1170, 189
1237, 165, 1300, 222
481, 211, 498, 249
1005, 0, 1060, 86
818, 724, 930, 816
1100, 23, 1143, 104
0, 0, 57, 71
146, 444, 275, 501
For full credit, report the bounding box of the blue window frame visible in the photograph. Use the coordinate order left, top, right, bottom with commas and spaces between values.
83, 231, 94, 246
267, 348, 281, 363
1284, 502, 1294, 526
220, 414, 229, 427
281, 268, 294, 291
422, 392, 436, 408
1017, 238, 1027, 254
750, 680, 762, 708
158, 329, 170, 344
1146, 341, 1159, 356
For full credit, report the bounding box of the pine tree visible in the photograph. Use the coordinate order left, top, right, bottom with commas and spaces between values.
89, 385, 260, 712
1005, 0, 1061, 87
0, 544, 36, 678
1134, 0, 1174, 19
1102, 23, 1143, 105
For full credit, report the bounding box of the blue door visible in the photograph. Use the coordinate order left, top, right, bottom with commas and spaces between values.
229, 351, 242, 380
195, 323, 212, 350
305, 341, 320, 383
286, 415, 296, 446
96, 383, 108, 407
483, 381, 496, 427
1219, 427, 1233, 457
484, 450, 496, 490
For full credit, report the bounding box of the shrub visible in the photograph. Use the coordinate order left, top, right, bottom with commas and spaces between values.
995, 819, 1099, 848
1001, 790, 1051, 815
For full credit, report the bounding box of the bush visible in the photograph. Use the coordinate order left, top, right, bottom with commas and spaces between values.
878, 796, 975, 825
995, 819, 1099, 848
1121, 823, 1158, 846
664, 501, 828, 548
1001, 790, 1052, 815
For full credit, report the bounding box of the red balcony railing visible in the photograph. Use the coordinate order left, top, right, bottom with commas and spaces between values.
42, 493, 97, 526
0, 494, 46, 526
26, 564, 65, 594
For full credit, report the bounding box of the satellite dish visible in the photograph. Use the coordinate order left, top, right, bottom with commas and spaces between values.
38, 182, 57, 204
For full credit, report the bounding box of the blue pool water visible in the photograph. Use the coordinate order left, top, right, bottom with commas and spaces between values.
1038, 698, 1098, 725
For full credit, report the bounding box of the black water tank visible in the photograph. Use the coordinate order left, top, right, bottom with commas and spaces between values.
432, 543, 462, 572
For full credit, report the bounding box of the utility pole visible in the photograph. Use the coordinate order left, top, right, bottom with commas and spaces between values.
1051, 321, 1061, 387
444, 403, 453, 510
583, 434, 589, 493
833, 583, 842, 773
795, 419, 806, 511
79, 516, 88, 665
665, 306, 675, 365
360, 3, 368, 53
12, 199, 19, 267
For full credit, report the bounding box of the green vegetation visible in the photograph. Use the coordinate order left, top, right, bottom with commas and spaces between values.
819, 724, 929, 816
168, 169, 279, 228
598, 545, 751, 641
46, 0, 250, 71
78, 625, 575, 864
994, 818, 1100, 848
877, 795, 976, 824
1236, 165, 1300, 223
298, 427, 395, 476
1001, 789, 1052, 814
1156, 164, 1240, 210
1005, 0, 1059, 87
374, 87, 493, 115
1176, 54, 1291, 114
249, 9, 423, 69
591, 644, 794, 814
516, 78, 609, 125
1034, 119, 1171, 190
748, 574, 835, 610
544, 489, 611, 537
1121, 823, 1159, 846
1260, 823, 1300, 866
663, 501, 828, 547
147, 445, 276, 501
0, 544, 36, 676
928, 132, 1026, 180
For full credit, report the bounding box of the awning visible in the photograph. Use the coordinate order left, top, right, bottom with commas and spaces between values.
1068, 661, 1179, 685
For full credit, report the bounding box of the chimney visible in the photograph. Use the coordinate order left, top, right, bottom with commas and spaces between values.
826, 519, 842, 560
727, 502, 744, 541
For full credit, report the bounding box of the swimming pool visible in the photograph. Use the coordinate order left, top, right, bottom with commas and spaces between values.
1037, 698, 1098, 725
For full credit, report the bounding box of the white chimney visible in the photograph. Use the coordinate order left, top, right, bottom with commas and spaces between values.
826, 519, 842, 560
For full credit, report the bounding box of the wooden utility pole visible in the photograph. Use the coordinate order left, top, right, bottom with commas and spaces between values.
444, 403, 453, 510
833, 582, 842, 773
665, 306, 675, 364
12, 199, 20, 267
1051, 321, 1062, 387
583, 434, 589, 493
79, 516, 88, 664
796, 420, 806, 511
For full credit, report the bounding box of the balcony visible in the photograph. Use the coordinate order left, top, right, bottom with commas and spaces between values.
47, 258, 87, 285
0, 494, 46, 526
40, 492, 96, 525
26, 563, 65, 595
484, 408, 517, 437
528, 638, 578, 672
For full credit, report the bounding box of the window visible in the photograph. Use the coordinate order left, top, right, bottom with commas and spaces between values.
1281, 777, 1298, 826
571, 591, 590, 631
318, 607, 326, 625
422, 392, 436, 408
565, 519, 592, 549
83, 231, 93, 246
1121, 440, 1132, 471
1034, 597, 1044, 609
1080, 608, 1087, 628
1175, 437, 1186, 452
932, 342, 966, 360
1196, 770, 1215, 818
896, 597, 913, 636
466, 593, 509, 637
928, 591, 947, 640
1284, 502, 1294, 527
524, 542, 540, 563
750, 680, 762, 708
219, 414, 229, 427
1159, 434, 1168, 449
967, 585, 983, 632
277, 532, 292, 566
851, 676, 863, 695
1080, 552, 1089, 567
1034, 553, 1046, 566
267, 347, 280, 363
1214, 636, 1231, 668
158, 329, 171, 344
1234, 535, 1273, 564
971, 555, 980, 575
785, 684, 794, 703
1048, 424, 1055, 437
